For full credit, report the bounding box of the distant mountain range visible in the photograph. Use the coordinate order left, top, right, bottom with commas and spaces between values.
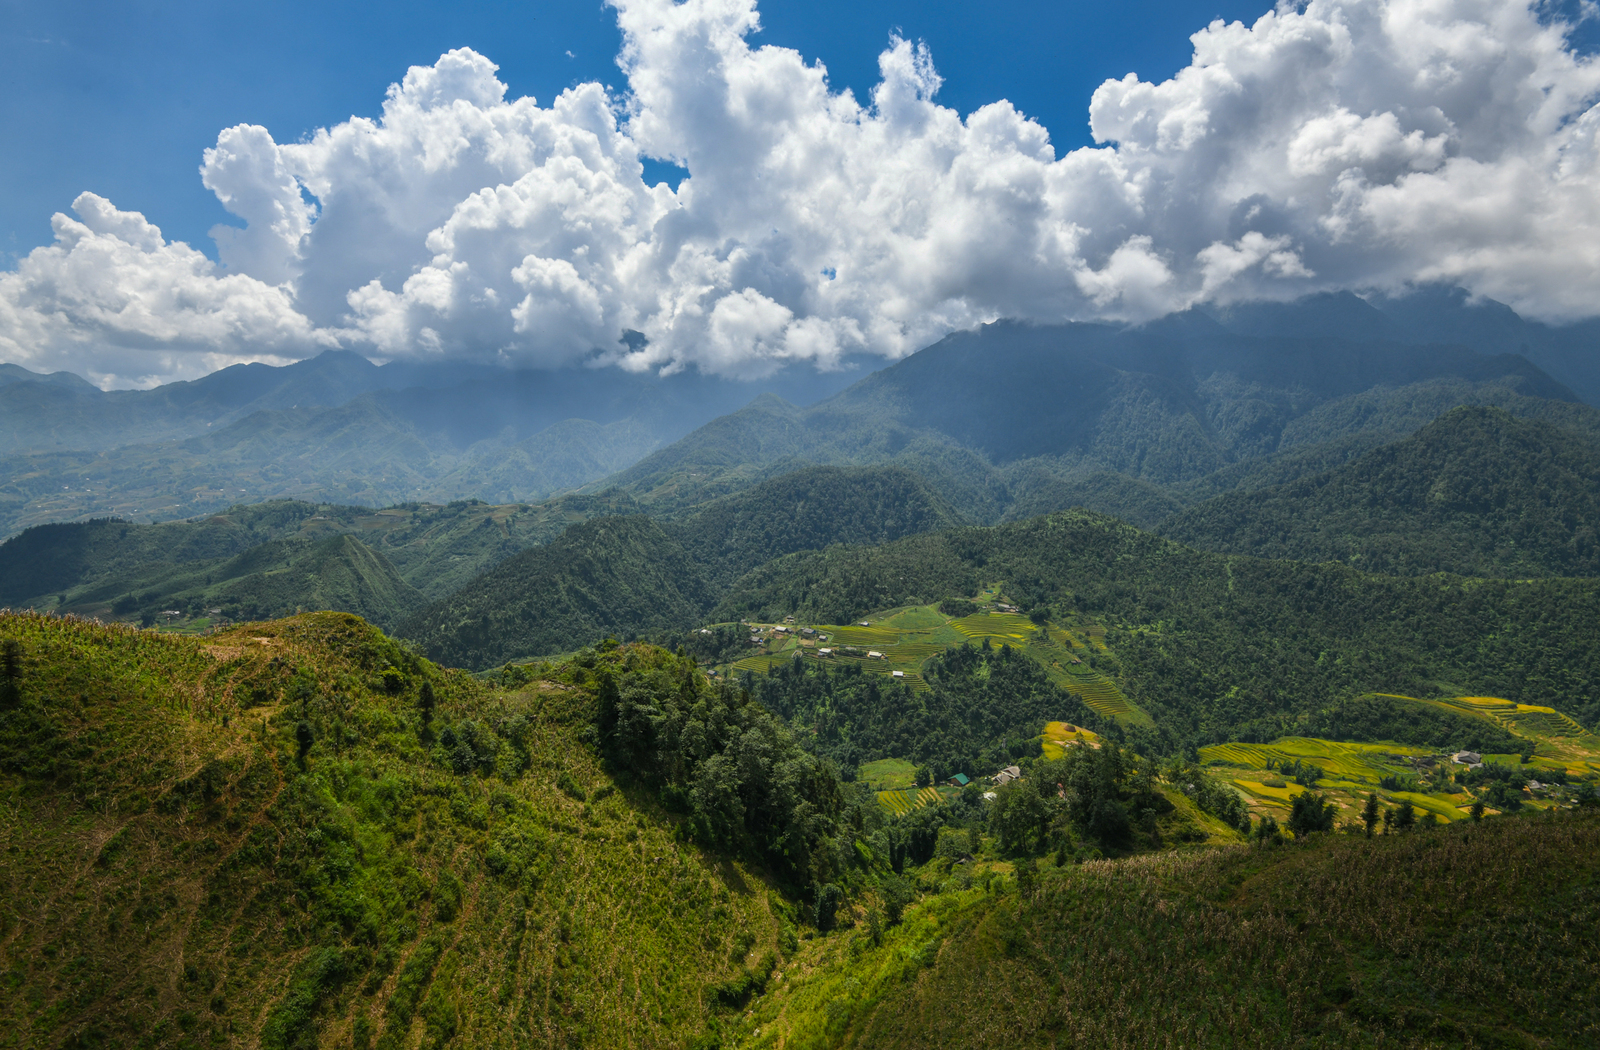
1, 286, 1596, 539
0, 351, 857, 537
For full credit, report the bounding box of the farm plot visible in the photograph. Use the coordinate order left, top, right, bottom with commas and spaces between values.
1040, 721, 1102, 759
719, 601, 1153, 725
877, 786, 944, 817
1375, 693, 1600, 770
1201, 737, 1470, 823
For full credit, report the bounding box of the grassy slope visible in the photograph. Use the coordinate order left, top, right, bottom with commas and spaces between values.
1161, 406, 1600, 576
0, 612, 788, 1050
744, 812, 1600, 1050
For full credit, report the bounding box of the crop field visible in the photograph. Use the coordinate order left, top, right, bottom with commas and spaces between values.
877, 786, 945, 817
1366, 693, 1600, 773
1202, 736, 1489, 823
1039, 720, 1102, 759
860, 758, 918, 789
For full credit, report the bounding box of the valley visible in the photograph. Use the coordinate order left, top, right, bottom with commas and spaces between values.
4, 291, 1600, 1049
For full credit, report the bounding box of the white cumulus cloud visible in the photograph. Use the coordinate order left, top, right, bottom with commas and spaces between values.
2, 0, 1599, 386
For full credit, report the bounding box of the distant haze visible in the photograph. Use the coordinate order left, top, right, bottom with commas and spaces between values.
3, 0, 1599, 388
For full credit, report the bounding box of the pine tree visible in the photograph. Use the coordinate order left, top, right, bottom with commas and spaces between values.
1361, 793, 1380, 838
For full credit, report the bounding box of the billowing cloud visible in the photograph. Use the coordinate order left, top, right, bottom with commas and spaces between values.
3, 0, 1599, 386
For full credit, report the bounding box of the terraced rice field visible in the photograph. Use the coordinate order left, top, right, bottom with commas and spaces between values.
877, 786, 943, 817
1201, 737, 1474, 823
1374, 693, 1600, 771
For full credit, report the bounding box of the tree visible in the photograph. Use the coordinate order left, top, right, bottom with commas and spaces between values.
1361, 793, 1380, 838
1015, 857, 1039, 900
0, 638, 20, 707
914, 764, 932, 788
1470, 798, 1485, 821
1252, 814, 1281, 846
1287, 791, 1335, 838
418, 681, 436, 725
1393, 799, 1416, 830
880, 874, 914, 925
813, 883, 843, 932
295, 721, 314, 768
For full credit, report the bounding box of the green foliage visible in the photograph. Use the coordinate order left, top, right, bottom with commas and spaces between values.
404, 466, 965, 668
748, 644, 1117, 781
718, 509, 1600, 748
1162, 407, 1600, 578
937, 597, 978, 617
597, 645, 847, 887
1287, 790, 1336, 837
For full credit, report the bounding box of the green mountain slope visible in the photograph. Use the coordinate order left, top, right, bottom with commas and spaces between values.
1160, 406, 1600, 576
0, 494, 644, 625
0, 612, 815, 1050
400, 516, 712, 669
675, 465, 965, 589
714, 510, 1600, 747
404, 466, 966, 667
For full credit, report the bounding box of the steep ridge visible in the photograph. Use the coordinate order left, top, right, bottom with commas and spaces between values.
0, 495, 644, 619
1160, 406, 1600, 576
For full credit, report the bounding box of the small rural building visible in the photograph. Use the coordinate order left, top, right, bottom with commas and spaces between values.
868, 651, 884, 659
991, 765, 1022, 786
859, 621, 871, 626
947, 773, 970, 788
817, 648, 833, 657
1453, 750, 1484, 766
891, 670, 906, 678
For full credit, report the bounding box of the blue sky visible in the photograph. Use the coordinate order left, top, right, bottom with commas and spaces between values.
4, 0, 1599, 387
1, 0, 1268, 262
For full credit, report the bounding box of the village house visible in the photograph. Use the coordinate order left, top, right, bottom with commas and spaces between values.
1453, 750, 1484, 768
947, 773, 970, 788
991, 765, 1022, 786
891, 670, 906, 678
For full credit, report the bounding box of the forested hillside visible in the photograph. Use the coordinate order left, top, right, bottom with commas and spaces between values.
1161, 406, 1600, 576
403, 466, 963, 666
715, 510, 1600, 747
0, 493, 641, 621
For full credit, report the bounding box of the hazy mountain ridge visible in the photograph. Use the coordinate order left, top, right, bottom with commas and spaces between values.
593, 298, 1593, 525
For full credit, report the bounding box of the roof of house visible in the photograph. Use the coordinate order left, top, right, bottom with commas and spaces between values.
949, 773, 970, 786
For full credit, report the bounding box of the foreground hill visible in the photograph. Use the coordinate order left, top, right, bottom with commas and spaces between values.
741, 810, 1600, 1049
2, 610, 1596, 1050
1161, 406, 1600, 576
402, 466, 962, 667
0, 612, 802, 1050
